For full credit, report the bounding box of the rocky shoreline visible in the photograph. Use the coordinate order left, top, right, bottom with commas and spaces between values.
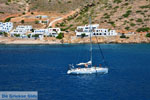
0, 33, 150, 45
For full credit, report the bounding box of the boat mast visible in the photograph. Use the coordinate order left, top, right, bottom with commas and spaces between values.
89, 17, 92, 67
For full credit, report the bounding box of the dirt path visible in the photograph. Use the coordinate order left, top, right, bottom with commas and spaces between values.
50, 9, 79, 27
25, 2, 29, 13
49, 17, 63, 27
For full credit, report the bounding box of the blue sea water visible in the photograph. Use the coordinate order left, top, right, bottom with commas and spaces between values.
0, 44, 150, 100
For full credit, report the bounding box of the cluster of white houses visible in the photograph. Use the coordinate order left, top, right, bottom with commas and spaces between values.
0, 22, 61, 39
0, 22, 13, 33
75, 24, 117, 37
0, 22, 118, 39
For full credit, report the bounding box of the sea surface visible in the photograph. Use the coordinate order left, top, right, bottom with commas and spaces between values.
0, 44, 150, 100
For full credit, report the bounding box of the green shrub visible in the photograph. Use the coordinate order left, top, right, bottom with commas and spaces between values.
136, 27, 150, 32
22, 12, 25, 15
146, 33, 150, 37
3, 32, 8, 37
67, 1, 71, 3
108, 21, 115, 27
56, 33, 64, 39
130, 19, 134, 21
0, 12, 4, 14
21, 20, 24, 23
114, 6, 119, 9
4, 17, 13, 22
32, 34, 39, 38
130, 23, 136, 27
0, 32, 3, 35
136, 10, 142, 13
27, 34, 31, 38
14, 34, 20, 37
0, 32, 8, 37
144, 19, 149, 21
60, 28, 66, 31
120, 34, 126, 38
104, 13, 110, 19
125, 27, 130, 30
136, 18, 142, 22
123, 10, 132, 18
124, 3, 128, 6
81, 33, 86, 38
114, 0, 122, 3
35, 20, 39, 24
140, 5, 150, 9
30, 29, 34, 32
60, 22, 65, 27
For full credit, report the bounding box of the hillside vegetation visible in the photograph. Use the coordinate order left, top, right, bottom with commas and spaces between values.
0, 0, 150, 32
55, 0, 150, 32
0, 0, 27, 14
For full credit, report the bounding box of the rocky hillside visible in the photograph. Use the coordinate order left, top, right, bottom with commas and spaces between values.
0, 0, 150, 32
29, 0, 93, 13
0, 0, 27, 14
56, 0, 150, 32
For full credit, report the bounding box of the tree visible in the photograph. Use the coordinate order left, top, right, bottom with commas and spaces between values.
35, 20, 39, 24
21, 20, 24, 24
81, 33, 86, 38
3, 32, 8, 37
22, 12, 25, 15
56, 33, 64, 39
146, 33, 150, 37
32, 34, 39, 38
120, 33, 126, 38
30, 29, 34, 32
27, 34, 31, 38
14, 34, 20, 37
0, 32, 3, 35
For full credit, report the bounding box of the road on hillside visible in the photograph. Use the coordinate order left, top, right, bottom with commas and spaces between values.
48, 17, 63, 27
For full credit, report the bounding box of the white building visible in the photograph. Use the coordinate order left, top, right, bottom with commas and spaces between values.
10, 25, 32, 36
76, 24, 117, 37
0, 22, 13, 33
32, 28, 61, 37
76, 24, 99, 37
33, 29, 49, 35
36, 15, 48, 19
93, 29, 117, 36
48, 28, 61, 37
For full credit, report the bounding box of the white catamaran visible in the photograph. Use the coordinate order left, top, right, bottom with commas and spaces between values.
67, 18, 108, 75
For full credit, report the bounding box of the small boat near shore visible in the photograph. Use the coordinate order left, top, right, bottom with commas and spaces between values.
67, 17, 108, 75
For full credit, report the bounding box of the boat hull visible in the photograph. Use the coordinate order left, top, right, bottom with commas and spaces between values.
67, 67, 108, 75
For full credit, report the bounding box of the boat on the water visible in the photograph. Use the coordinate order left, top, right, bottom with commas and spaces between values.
67, 67, 108, 75
67, 17, 108, 75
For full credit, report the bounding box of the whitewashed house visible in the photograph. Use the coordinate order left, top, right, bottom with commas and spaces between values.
36, 15, 48, 19
76, 24, 117, 37
48, 28, 61, 37
33, 29, 49, 35
29, 29, 48, 40
76, 24, 99, 37
10, 25, 32, 37
93, 29, 117, 36
31, 28, 61, 37
0, 22, 13, 33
